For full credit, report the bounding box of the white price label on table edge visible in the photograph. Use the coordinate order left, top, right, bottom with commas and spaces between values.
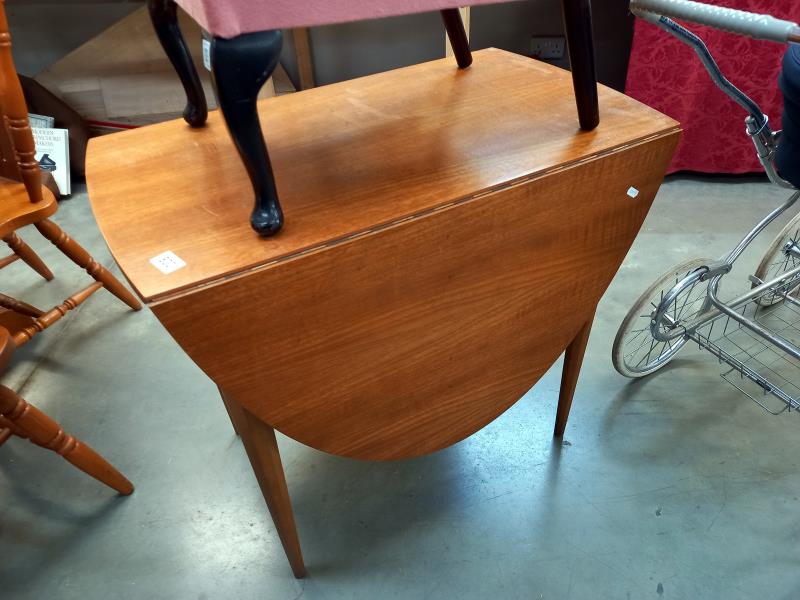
149, 251, 187, 275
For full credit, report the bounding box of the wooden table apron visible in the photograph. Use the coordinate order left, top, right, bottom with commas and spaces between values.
149, 132, 677, 461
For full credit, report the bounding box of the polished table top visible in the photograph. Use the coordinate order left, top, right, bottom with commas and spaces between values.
87, 48, 677, 305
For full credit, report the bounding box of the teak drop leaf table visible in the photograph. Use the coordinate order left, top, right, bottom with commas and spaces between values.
86, 49, 679, 577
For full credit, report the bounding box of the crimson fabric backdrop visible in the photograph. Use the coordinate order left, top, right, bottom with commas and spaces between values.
625, 1, 800, 174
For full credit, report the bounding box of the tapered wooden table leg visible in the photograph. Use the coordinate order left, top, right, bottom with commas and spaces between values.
218, 388, 240, 436
222, 391, 306, 578
554, 307, 595, 437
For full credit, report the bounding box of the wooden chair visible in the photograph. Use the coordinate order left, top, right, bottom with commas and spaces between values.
0, 0, 141, 347
0, 325, 133, 494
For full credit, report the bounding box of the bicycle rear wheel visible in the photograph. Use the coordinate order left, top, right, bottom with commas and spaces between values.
754, 212, 800, 306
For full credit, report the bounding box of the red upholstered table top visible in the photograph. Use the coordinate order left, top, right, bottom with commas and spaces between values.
625, 0, 800, 175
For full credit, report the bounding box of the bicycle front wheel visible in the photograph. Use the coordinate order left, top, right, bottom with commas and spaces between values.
612, 258, 711, 378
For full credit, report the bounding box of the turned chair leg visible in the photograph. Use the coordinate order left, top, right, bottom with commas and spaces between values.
3, 232, 53, 281
222, 390, 305, 578
211, 30, 284, 237
0, 414, 22, 437
0, 414, 17, 445
561, 0, 600, 131
554, 309, 595, 437
0, 292, 43, 318
34, 219, 141, 311
440, 9, 472, 69
147, 0, 208, 127
0, 385, 133, 494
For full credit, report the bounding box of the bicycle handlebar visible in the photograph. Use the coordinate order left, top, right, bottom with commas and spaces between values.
630, 0, 800, 43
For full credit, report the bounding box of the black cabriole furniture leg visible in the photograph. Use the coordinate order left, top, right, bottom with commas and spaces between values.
211, 30, 284, 237
147, 0, 208, 127
440, 9, 473, 69
561, 0, 600, 131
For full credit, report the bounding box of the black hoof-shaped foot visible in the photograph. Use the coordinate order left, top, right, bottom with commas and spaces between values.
251, 204, 284, 237
183, 102, 208, 128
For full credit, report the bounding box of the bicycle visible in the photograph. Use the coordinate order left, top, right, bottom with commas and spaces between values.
613, 0, 800, 414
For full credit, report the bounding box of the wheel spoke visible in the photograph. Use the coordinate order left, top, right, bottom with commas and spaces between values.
675, 280, 698, 322
641, 339, 659, 367
624, 328, 647, 348
626, 329, 657, 358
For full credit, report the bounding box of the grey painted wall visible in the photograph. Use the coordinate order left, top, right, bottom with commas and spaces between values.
8, 1, 142, 75
9, 1, 634, 91
283, 1, 634, 92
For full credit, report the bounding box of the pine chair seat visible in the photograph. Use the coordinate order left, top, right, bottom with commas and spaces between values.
0, 180, 56, 239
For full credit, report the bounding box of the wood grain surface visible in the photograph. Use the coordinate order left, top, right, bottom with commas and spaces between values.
151, 133, 678, 460
87, 48, 678, 303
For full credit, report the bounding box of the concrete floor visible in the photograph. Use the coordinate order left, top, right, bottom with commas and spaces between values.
2, 176, 800, 599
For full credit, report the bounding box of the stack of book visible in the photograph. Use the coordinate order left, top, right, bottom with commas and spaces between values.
30, 112, 70, 196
